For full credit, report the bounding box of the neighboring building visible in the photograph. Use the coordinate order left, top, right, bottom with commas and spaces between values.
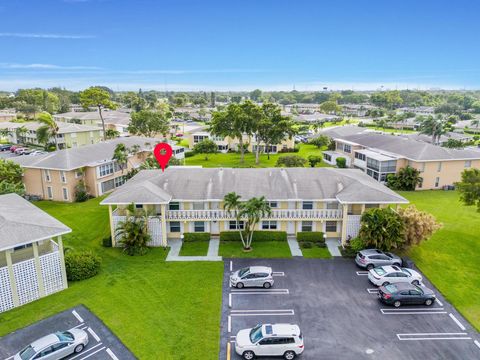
0, 121, 103, 148
318, 125, 375, 139
387, 117, 419, 130
397, 106, 435, 116
292, 113, 341, 123
284, 103, 320, 114
324, 132, 480, 189
0, 110, 16, 122
405, 132, 473, 146
101, 167, 408, 247
341, 104, 376, 117
0, 193, 70, 313
454, 119, 480, 134
54, 110, 132, 136
187, 131, 295, 154
11, 136, 185, 202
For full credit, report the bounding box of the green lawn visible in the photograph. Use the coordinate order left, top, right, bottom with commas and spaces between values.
399, 190, 480, 331
0, 197, 223, 360
179, 241, 210, 256
219, 241, 292, 258
185, 143, 330, 168
301, 246, 332, 258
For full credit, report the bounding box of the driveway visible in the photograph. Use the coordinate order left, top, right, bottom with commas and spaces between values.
220, 258, 480, 360
0, 305, 136, 360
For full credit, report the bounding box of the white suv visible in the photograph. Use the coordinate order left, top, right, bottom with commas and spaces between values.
235, 324, 304, 360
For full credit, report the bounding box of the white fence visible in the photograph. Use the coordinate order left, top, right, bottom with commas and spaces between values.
346, 215, 362, 239
113, 215, 163, 247
0, 247, 65, 313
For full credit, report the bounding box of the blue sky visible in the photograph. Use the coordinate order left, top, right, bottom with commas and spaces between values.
1, 0, 480, 91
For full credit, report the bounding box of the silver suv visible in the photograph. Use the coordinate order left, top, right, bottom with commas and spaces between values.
355, 249, 402, 270
230, 266, 274, 289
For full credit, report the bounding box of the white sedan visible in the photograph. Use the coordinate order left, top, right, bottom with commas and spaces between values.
368, 265, 422, 287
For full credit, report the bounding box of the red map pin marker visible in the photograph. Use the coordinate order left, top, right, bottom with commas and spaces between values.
153, 143, 173, 172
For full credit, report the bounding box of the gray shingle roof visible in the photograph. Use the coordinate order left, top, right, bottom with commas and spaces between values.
54, 110, 131, 126
338, 133, 480, 161
318, 125, 376, 138
0, 121, 101, 134
11, 136, 183, 171
100, 168, 408, 205
0, 194, 71, 251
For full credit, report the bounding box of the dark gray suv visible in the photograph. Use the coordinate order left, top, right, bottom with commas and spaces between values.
355, 249, 402, 270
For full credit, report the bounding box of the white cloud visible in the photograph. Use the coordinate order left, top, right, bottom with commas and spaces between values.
0, 63, 101, 70
0, 32, 95, 39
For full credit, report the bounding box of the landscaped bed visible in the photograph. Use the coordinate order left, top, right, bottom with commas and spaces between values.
219, 241, 292, 258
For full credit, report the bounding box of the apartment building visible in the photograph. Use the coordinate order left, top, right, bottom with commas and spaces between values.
323, 132, 480, 189
0, 121, 103, 148
54, 110, 132, 136
101, 167, 408, 247
11, 137, 185, 202
187, 131, 295, 153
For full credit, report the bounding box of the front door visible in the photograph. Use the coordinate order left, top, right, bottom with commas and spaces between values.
287, 221, 295, 235
211, 221, 219, 235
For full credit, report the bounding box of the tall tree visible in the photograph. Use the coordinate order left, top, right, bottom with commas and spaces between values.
128, 109, 171, 138
0, 159, 24, 195
223, 192, 245, 245
193, 139, 218, 160
250, 89, 262, 101
386, 166, 423, 191
112, 143, 130, 173
319, 100, 341, 114
456, 168, 480, 212
36, 112, 60, 150
79, 87, 116, 141
239, 197, 272, 250
417, 115, 448, 145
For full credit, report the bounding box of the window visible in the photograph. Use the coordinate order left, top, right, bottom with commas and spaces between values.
62, 188, 69, 201
229, 221, 244, 230
380, 160, 397, 173
435, 177, 440, 188
343, 144, 351, 153
365, 204, 379, 209
326, 202, 338, 209
354, 152, 366, 161
169, 202, 180, 210
44, 169, 51, 182
193, 202, 205, 210
60, 171, 67, 183
418, 178, 423, 189
101, 179, 115, 193
302, 201, 313, 210
193, 135, 209, 143
135, 204, 143, 209
169, 222, 180, 232
75, 169, 83, 178
323, 153, 332, 162
14, 243, 32, 251
366, 158, 380, 171
326, 221, 337, 232
114, 176, 126, 188
194, 221, 205, 232
268, 201, 278, 208
47, 186, 53, 199
262, 221, 277, 230
437, 162, 442, 172
98, 162, 114, 177
419, 163, 425, 172
465, 160, 472, 168
301, 221, 313, 232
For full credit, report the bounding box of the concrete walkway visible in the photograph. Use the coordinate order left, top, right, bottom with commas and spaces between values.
166, 238, 222, 262
287, 237, 303, 257
326, 238, 342, 257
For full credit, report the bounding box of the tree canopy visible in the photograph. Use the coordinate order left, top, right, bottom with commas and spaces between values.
128, 109, 171, 138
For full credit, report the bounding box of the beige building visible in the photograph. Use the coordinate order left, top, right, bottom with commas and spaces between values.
54, 110, 132, 136
322, 131, 480, 190
187, 130, 295, 153
101, 167, 407, 247
11, 137, 185, 202
0, 121, 103, 149
0, 111, 16, 122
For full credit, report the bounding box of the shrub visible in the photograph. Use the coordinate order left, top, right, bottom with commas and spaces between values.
349, 237, 365, 252
276, 155, 307, 167
220, 231, 287, 242
102, 236, 112, 247
184, 151, 195, 158
183, 232, 210, 242
339, 246, 357, 258
359, 208, 405, 251
398, 205, 442, 246
65, 251, 101, 281
300, 241, 313, 249
315, 241, 327, 248
336, 157, 347, 168
74, 181, 89, 202
297, 232, 325, 243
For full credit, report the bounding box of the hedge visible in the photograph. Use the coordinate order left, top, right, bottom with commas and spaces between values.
297, 232, 325, 243
183, 232, 210, 242
220, 231, 287, 242
184, 151, 195, 158
65, 251, 101, 281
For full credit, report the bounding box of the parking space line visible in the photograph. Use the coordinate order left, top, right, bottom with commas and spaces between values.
4, 356, 14, 360
381, 308, 447, 315
87, 327, 101, 342
230, 289, 289, 293
78, 347, 106, 360
397, 333, 471, 341
356, 271, 368, 276
449, 313, 466, 331
69, 343, 103, 360
272, 272, 285, 276
227, 342, 231, 360
106, 348, 119, 360
474, 340, 480, 349
72, 323, 85, 329
229, 293, 232, 308
227, 315, 231, 333
367, 288, 378, 294
435, 298, 443, 307
230, 310, 294, 316
72, 310, 84, 323
230, 261, 233, 272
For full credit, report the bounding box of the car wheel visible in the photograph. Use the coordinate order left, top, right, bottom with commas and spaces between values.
394, 301, 401, 308
382, 282, 390, 286
366, 264, 374, 270
425, 299, 433, 306
263, 282, 272, 289
412, 280, 420, 286
284, 351, 296, 360
243, 350, 255, 360
236, 282, 244, 289
74, 344, 84, 353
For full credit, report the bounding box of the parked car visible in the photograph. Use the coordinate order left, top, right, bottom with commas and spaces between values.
235, 323, 304, 360
230, 266, 274, 289
29, 150, 48, 156
14, 147, 30, 155
378, 283, 436, 307
10, 145, 22, 153
0, 144, 12, 151
355, 249, 402, 270
14, 329, 89, 360
368, 265, 422, 286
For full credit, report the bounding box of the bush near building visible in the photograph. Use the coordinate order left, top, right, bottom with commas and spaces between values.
183, 232, 210, 242
297, 231, 325, 243
220, 231, 287, 242
65, 251, 101, 281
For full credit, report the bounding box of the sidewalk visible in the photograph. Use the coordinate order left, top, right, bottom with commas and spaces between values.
287, 236, 303, 257
166, 238, 222, 262
326, 238, 342, 257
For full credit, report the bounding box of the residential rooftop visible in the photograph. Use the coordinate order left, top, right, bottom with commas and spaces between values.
0, 193, 71, 251
0, 121, 102, 134
318, 125, 376, 138
100, 167, 409, 205
54, 110, 131, 126
10, 136, 183, 171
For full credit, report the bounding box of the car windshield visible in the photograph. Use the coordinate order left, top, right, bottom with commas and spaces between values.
238, 267, 250, 278
385, 284, 397, 293
19, 345, 36, 360
402, 269, 412, 276
249, 325, 263, 343
56, 331, 74, 342
374, 268, 386, 276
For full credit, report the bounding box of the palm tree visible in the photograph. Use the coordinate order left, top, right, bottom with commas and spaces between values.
0, 128, 11, 140
112, 143, 129, 173
239, 196, 272, 250
115, 207, 151, 255
105, 129, 120, 139
223, 192, 245, 245
37, 112, 60, 150
418, 115, 448, 145
15, 126, 28, 144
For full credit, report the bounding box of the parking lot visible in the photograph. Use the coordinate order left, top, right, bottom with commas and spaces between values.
220, 258, 480, 360
0, 305, 136, 360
